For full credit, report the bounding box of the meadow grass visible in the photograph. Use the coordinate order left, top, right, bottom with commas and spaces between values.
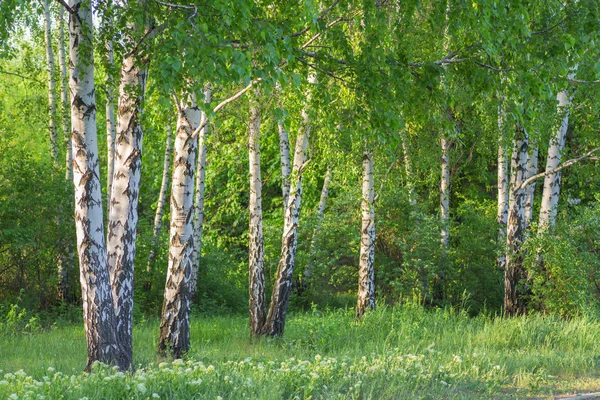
1, 304, 600, 398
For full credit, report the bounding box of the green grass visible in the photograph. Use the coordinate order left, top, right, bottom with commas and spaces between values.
1, 304, 600, 399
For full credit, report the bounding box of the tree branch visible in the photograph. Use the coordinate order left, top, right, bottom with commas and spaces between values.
0, 69, 43, 84
54, 0, 75, 14
517, 147, 600, 191
190, 79, 260, 139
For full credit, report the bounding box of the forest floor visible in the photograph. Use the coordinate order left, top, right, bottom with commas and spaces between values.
1, 304, 600, 399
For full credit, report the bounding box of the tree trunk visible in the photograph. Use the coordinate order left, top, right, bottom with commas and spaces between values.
67, 0, 118, 370
190, 86, 212, 297
302, 167, 331, 281
261, 73, 315, 336
538, 90, 571, 232
504, 125, 528, 316
106, 30, 150, 370
106, 41, 116, 200
248, 87, 266, 337
276, 82, 291, 209
356, 151, 376, 320
158, 97, 200, 358
497, 102, 509, 271
146, 125, 173, 275
400, 132, 416, 205
524, 144, 539, 228
440, 136, 450, 247
43, 0, 59, 166
57, 7, 72, 180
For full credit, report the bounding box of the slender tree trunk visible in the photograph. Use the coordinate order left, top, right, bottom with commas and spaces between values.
67, 0, 118, 370
356, 151, 376, 320
158, 97, 200, 358
248, 87, 266, 337
400, 132, 416, 205
524, 144, 539, 228
497, 102, 509, 271
106, 26, 150, 370
43, 0, 59, 166
302, 167, 331, 281
190, 86, 212, 297
440, 136, 450, 247
504, 125, 528, 316
538, 90, 571, 232
146, 126, 173, 275
58, 7, 72, 180
261, 73, 315, 336
276, 82, 291, 209
106, 42, 116, 200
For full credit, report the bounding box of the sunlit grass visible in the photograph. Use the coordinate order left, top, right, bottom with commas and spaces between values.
1, 304, 600, 398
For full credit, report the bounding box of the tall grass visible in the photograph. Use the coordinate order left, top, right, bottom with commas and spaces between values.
1, 304, 600, 398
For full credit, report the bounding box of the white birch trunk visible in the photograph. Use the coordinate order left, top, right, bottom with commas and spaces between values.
276, 82, 291, 209
261, 72, 315, 336
106, 42, 116, 200
538, 90, 571, 232
248, 87, 266, 337
524, 144, 539, 228
356, 152, 376, 319
43, 0, 59, 165
158, 97, 200, 358
440, 136, 450, 247
190, 86, 211, 297
146, 126, 173, 274
504, 126, 528, 316
497, 102, 509, 271
58, 7, 72, 180
400, 132, 416, 205
68, 0, 118, 370
106, 34, 150, 369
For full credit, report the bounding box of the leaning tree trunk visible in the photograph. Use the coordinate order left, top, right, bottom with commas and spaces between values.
67, 0, 118, 370
302, 167, 331, 281
190, 86, 212, 298
248, 87, 266, 337
106, 41, 117, 200
538, 90, 571, 232
504, 125, 528, 317
158, 97, 200, 358
106, 30, 150, 370
524, 144, 539, 228
146, 126, 173, 275
497, 102, 509, 271
261, 73, 315, 336
356, 152, 376, 320
276, 82, 291, 209
43, 0, 59, 166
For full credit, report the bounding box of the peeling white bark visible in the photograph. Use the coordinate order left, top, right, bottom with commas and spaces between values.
68, 0, 118, 370
190, 86, 211, 297
248, 87, 266, 337
356, 152, 376, 319
261, 72, 315, 336
538, 90, 571, 232
43, 0, 59, 165
504, 126, 528, 316
497, 101, 509, 271
106, 42, 116, 200
440, 136, 450, 247
158, 96, 200, 358
106, 23, 150, 369
146, 126, 173, 274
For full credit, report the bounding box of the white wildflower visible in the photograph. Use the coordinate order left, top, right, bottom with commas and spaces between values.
152, 394, 160, 399
136, 383, 147, 394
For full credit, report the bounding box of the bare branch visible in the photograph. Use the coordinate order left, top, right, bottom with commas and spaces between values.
55, 0, 75, 14
517, 147, 600, 191
190, 79, 260, 139
0, 68, 43, 84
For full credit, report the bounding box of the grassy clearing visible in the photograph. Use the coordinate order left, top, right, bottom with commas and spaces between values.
1, 304, 600, 399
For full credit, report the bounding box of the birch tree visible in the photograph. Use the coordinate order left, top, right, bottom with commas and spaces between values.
356, 151, 375, 320
66, 0, 119, 370
497, 100, 509, 271
158, 96, 200, 358
42, 0, 59, 166
57, 7, 71, 180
